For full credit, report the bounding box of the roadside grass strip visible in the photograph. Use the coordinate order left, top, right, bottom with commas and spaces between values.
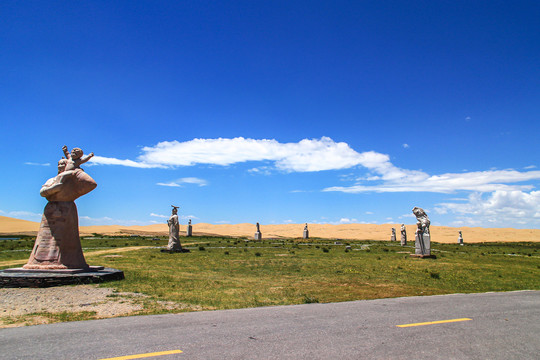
397, 318, 472, 328
99, 349, 183, 360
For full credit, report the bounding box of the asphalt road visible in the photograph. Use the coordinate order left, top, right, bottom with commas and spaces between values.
1, 290, 538, 359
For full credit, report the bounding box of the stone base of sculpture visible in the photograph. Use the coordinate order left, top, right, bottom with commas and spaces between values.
303, 230, 309, 239
410, 232, 436, 258
186, 224, 193, 237
24, 201, 88, 270
401, 234, 407, 246
0, 266, 124, 288
166, 241, 183, 252
254, 232, 262, 240
161, 248, 190, 253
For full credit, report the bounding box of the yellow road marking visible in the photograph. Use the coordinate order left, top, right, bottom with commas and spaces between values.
100, 349, 183, 360
397, 318, 472, 328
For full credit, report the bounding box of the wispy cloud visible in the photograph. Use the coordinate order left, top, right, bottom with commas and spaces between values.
0, 210, 42, 221
324, 169, 540, 194
157, 177, 208, 187
24, 162, 50, 166
90, 156, 165, 168
150, 213, 168, 218
524, 165, 537, 169
402, 143, 409, 149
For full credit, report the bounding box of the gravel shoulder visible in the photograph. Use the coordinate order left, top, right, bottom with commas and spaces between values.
0, 285, 147, 328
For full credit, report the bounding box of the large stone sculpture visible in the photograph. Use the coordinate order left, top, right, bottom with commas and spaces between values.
390, 228, 396, 241
0, 146, 124, 287
411, 207, 433, 257
400, 224, 407, 246
24, 146, 97, 269
458, 231, 464, 245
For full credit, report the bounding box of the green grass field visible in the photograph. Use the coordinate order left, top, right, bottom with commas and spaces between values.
1, 235, 539, 315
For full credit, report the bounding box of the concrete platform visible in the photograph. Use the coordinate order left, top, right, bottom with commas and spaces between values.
0, 266, 124, 288
409, 254, 437, 259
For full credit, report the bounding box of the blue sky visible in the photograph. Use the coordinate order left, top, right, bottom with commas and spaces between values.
1, 1, 539, 228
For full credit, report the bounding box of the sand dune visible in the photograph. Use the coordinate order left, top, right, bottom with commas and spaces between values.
1, 215, 538, 243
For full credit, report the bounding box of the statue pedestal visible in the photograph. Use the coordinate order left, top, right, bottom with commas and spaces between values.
254, 232, 262, 240
0, 267, 124, 288
401, 234, 407, 246
303, 230, 309, 239
410, 232, 436, 258
24, 201, 88, 270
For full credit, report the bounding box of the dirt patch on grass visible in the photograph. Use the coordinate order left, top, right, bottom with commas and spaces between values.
0, 285, 144, 328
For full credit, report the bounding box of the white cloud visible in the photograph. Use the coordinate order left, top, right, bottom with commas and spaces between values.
91, 137, 395, 173
398, 213, 415, 219
24, 162, 50, 166
0, 210, 42, 221
435, 190, 540, 227
524, 165, 537, 169
150, 213, 168, 218
156, 182, 181, 187
336, 218, 358, 224
365, 211, 374, 215
248, 166, 273, 175
157, 177, 208, 187
324, 169, 540, 194
402, 143, 409, 149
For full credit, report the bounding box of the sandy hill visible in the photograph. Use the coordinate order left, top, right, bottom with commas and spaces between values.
1, 215, 539, 243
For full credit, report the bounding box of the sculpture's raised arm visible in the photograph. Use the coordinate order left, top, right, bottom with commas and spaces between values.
62, 145, 71, 159
79, 152, 94, 165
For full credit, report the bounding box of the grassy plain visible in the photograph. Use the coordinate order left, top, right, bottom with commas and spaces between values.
1, 235, 539, 314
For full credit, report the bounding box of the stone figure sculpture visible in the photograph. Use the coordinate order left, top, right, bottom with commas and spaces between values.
186, 219, 193, 237
167, 206, 182, 251
24, 145, 97, 269
391, 228, 396, 241
412, 207, 432, 257
412, 207, 430, 234
303, 223, 309, 239
400, 224, 407, 246
458, 231, 464, 245
254, 222, 262, 240
62, 145, 94, 171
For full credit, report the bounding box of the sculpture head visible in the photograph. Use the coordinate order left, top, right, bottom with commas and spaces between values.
171, 207, 178, 215
57, 158, 68, 174
71, 147, 84, 159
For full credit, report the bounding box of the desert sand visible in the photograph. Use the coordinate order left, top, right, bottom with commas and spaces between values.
1, 216, 539, 243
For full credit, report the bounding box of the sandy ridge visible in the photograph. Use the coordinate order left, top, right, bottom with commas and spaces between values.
1, 216, 539, 243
